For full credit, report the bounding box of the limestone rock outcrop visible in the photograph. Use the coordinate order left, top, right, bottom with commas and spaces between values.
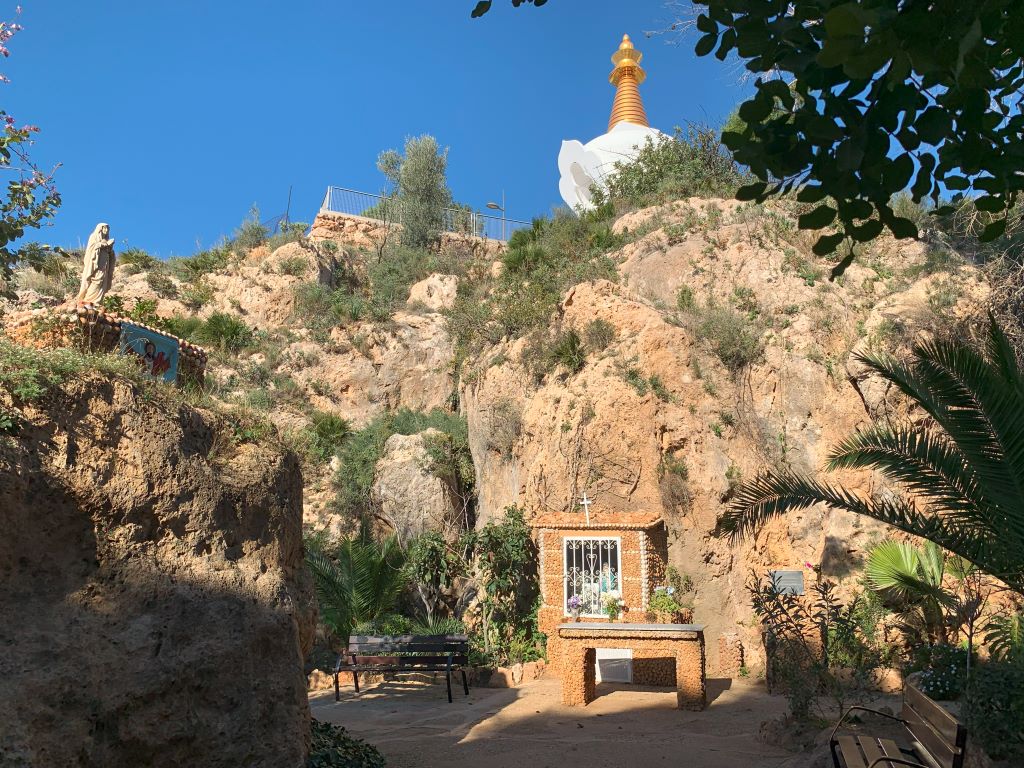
408, 273, 458, 311
0, 375, 315, 767
303, 311, 455, 427
371, 429, 460, 544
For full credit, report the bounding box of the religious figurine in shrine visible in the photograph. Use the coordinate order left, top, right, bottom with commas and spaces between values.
75, 222, 116, 306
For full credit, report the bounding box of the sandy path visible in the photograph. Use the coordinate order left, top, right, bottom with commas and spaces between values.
311, 676, 809, 768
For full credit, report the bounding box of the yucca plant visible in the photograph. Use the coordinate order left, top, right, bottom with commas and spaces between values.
306, 525, 407, 642
720, 318, 1024, 595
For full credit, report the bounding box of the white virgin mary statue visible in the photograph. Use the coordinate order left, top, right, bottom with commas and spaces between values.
75, 222, 116, 306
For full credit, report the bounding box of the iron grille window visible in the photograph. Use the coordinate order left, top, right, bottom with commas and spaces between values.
564, 537, 621, 616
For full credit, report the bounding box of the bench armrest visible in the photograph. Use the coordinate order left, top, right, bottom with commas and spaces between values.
867, 758, 929, 768
333, 652, 356, 673
830, 706, 907, 744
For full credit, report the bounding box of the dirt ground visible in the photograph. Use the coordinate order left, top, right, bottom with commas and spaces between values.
310, 675, 831, 768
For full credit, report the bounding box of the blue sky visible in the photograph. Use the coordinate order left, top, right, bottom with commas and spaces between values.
5, 1, 752, 257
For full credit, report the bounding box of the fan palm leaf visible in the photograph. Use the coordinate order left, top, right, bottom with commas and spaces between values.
720, 319, 1024, 594
864, 540, 955, 644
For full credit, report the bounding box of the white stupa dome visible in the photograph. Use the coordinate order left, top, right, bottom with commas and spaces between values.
558, 34, 665, 211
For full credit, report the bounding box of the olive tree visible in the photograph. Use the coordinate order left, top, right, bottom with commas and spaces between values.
377, 135, 453, 250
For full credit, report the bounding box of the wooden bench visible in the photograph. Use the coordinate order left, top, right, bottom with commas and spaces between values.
333, 634, 470, 704
829, 681, 967, 768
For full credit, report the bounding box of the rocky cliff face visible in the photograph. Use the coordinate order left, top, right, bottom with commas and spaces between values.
7, 196, 984, 677
0, 375, 314, 767
459, 199, 986, 667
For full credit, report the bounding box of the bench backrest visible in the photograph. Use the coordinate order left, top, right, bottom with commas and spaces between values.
901, 682, 967, 768
346, 634, 469, 664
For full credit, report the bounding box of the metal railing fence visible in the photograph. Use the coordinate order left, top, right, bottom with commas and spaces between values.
319, 186, 529, 242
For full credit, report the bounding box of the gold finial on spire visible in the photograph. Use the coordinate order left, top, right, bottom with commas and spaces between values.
608, 33, 649, 131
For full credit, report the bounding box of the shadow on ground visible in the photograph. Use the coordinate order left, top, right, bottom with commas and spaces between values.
311, 673, 823, 768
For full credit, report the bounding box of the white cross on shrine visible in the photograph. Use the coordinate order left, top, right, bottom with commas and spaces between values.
579, 492, 593, 526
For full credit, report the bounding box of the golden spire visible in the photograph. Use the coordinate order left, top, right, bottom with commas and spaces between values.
608, 34, 649, 131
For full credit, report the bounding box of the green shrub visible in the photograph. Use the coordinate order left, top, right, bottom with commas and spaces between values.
649, 374, 672, 402
583, 318, 616, 351
242, 388, 274, 411
596, 125, 747, 209
292, 283, 336, 326
698, 305, 765, 373
307, 719, 386, 768
550, 330, 586, 374
0, 338, 138, 402
963, 661, 1024, 761
366, 245, 433, 316
648, 586, 682, 614
502, 244, 550, 274
306, 410, 351, 463
232, 206, 269, 253
911, 643, 971, 700
161, 314, 203, 341
620, 363, 649, 396
474, 506, 543, 666
676, 285, 696, 312
167, 245, 230, 283
196, 312, 254, 352
277, 253, 310, 276
119, 247, 159, 274
146, 270, 177, 298
178, 278, 215, 309
449, 209, 620, 360
126, 298, 162, 327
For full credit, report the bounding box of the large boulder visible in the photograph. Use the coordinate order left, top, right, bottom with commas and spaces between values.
0, 375, 314, 767
371, 429, 460, 543
407, 273, 458, 312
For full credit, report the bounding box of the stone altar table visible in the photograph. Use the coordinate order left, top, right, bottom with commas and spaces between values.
557, 623, 706, 710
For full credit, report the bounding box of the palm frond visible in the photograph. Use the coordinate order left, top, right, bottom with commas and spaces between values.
826, 425, 986, 523
307, 532, 408, 641
985, 610, 1024, 662
855, 347, 1018, 513
307, 550, 355, 638
864, 540, 953, 607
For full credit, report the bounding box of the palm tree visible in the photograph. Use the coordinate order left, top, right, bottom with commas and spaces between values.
306, 524, 408, 641
865, 540, 962, 645
720, 318, 1024, 594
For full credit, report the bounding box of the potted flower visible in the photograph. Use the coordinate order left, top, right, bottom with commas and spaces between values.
567, 594, 583, 621
602, 591, 625, 621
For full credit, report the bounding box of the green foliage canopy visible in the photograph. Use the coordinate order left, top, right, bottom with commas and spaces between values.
377, 135, 453, 250
691, 0, 1024, 257
0, 18, 61, 280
